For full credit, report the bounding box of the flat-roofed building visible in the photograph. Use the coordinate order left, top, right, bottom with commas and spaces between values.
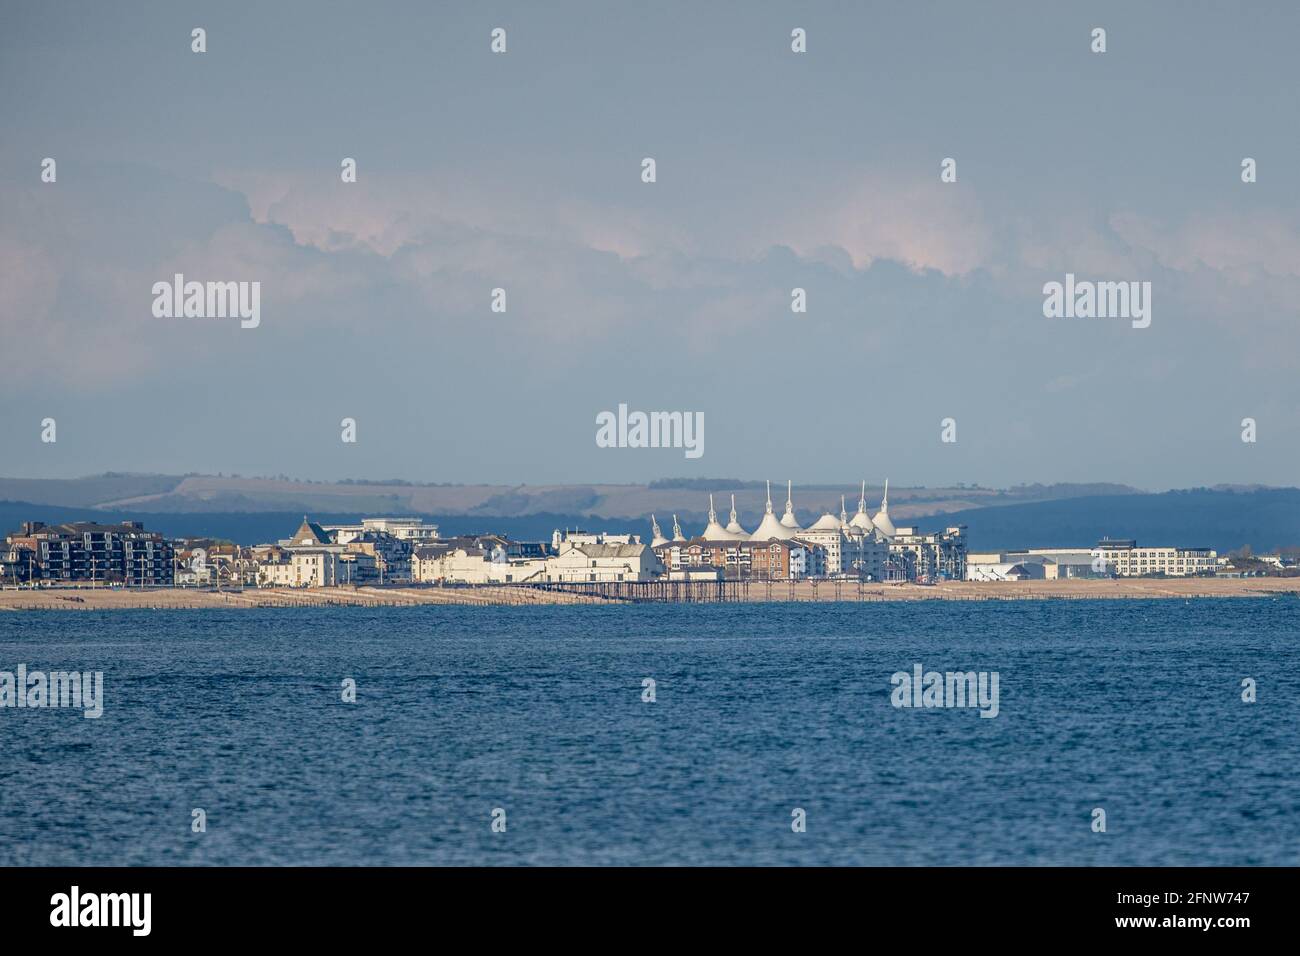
325, 517, 440, 544
3, 520, 175, 585
890, 526, 968, 581
967, 549, 1100, 580
1093, 539, 1216, 577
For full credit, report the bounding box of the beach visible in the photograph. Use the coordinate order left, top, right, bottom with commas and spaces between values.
2, 577, 1297, 610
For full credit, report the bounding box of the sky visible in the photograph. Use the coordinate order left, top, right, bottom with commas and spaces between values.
2, 1, 1299, 490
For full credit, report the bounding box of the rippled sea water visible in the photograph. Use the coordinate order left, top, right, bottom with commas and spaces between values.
1, 598, 1297, 865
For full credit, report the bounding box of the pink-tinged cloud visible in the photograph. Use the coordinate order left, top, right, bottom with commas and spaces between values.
770, 173, 996, 277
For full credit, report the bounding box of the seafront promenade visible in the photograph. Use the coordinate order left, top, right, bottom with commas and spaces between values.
2, 577, 1298, 610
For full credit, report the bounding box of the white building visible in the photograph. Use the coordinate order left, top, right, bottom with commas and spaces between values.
324, 517, 439, 544
422, 547, 549, 584
258, 549, 342, 588
552, 529, 642, 548
412, 538, 663, 585
797, 511, 845, 572
887, 525, 967, 581
544, 541, 663, 582
967, 562, 1036, 582
1093, 539, 1216, 577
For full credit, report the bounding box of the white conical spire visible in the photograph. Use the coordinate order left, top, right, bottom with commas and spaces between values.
725, 493, 748, 538
671, 514, 686, 542
751, 480, 795, 540
650, 514, 668, 548
850, 479, 875, 533
702, 493, 732, 541
872, 478, 896, 538
840, 495, 850, 529
779, 479, 802, 530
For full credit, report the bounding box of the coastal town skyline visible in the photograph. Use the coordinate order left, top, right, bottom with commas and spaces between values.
6, 470, 1299, 592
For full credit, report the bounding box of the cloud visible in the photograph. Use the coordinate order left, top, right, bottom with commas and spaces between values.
214, 168, 694, 262
773, 172, 996, 277
1111, 209, 1300, 281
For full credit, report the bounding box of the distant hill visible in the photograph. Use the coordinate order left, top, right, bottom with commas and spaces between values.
917, 488, 1300, 554
0, 473, 1143, 523
0, 474, 182, 508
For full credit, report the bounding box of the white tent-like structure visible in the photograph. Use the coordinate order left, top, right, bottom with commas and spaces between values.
649, 514, 668, 548
848, 481, 876, 536
872, 479, 897, 539
779, 480, 803, 532
750, 480, 796, 541
671, 515, 687, 543
805, 511, 844, 533
701, 494, 734, 542
725, 494, 748, 538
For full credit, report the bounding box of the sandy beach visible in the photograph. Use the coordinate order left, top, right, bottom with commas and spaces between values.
0, 584, 609, 610
1, 577, 1298, 610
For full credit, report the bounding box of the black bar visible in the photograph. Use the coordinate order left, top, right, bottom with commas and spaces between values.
0, 866, 1283, 942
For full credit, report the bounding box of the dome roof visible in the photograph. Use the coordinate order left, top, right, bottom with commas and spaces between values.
750, 480, 797, 540
806, 512, 844, 532
671, 515, 686, 543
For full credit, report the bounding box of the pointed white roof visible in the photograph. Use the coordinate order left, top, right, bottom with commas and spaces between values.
779, 479, 802, 530
671, 514, 686, 543
649, 514, 668, 548
701, 494, 734, 541
840, 495, 850, 530
751, 480, 796, 540
849, 480, 876, 533
872, 479, 897, 538
724, 493, 748, 538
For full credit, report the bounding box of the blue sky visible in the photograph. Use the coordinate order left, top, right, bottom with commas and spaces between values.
2, 1, 1299, 488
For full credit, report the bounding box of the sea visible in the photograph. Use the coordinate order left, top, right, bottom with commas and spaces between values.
1, 598, 1297, 866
